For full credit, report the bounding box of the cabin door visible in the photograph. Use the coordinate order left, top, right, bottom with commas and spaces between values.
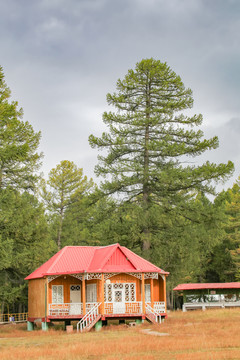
113, 288, 125, 314
69, 285, 82, 315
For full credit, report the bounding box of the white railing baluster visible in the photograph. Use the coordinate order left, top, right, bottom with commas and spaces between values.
145, 303, 162, 324
77, 302, 101, 332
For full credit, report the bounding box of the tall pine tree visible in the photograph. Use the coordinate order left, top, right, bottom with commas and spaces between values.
89, 58, 234, 256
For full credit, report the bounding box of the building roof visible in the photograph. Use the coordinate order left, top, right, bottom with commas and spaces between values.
25, 243, 169, 280
173, 283, 240, 291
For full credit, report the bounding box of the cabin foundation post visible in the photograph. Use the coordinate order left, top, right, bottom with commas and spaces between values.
95, 320, 102, 332
27, 321, 34, 331
64, 320, 71, 330
42, 322, 49, 331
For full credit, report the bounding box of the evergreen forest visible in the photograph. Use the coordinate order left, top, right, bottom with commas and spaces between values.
0, 59, 239, 313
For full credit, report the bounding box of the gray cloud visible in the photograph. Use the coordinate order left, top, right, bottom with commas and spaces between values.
1, 0, 240, 191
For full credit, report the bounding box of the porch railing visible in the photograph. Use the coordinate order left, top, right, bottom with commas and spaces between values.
49, 301, 166, 316
104, 301, 143, 314
146, 303, 162, 324
77, 302, 101, 332
49, 302, 99, 316
147, 302, 166, 314
183, 300, 240, 312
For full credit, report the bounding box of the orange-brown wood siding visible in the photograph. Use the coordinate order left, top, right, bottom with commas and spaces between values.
49, 275, 82, 304
28, 278, 47, 318
158, 276, 164, 301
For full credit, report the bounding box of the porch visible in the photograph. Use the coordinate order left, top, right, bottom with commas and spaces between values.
49, 301, 166, 317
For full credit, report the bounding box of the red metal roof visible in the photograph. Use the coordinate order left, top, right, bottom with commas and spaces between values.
25, 243, 169, 280
173, 283, 240, 291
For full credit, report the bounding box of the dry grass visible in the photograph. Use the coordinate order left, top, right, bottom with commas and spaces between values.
0, 309, 239, 360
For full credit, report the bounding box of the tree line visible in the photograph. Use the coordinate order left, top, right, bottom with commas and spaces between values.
0, 59, 239, 313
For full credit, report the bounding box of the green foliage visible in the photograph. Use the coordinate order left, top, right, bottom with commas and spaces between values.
0, 188, 56, 312
89, 58, 234, 261
0, 66, 52, 313
0, 66, 42, 191
41, 160, 95, 249
207, 180, 240, 281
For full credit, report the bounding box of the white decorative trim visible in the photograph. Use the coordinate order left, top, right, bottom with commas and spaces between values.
71, 274, 83, 281
86, 273, 102, 280
159, 274, 165, 281
48, 275, 61, 283
104, 273, 118, 280
144, 273, 158, 280
127, 273, 142, 280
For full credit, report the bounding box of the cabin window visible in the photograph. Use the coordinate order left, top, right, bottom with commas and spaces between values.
86, 283, 97, 302
52, 285, 64, 304
104, 283, 136, 302
145, 284, 151, 302
125, 283, 136, 302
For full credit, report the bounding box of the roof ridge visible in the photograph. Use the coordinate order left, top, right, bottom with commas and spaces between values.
48, 247, 67, 274
85, 246, 102, 271
118, 246, 138, 270
90, 243, 120, 271
121, 246, 165, 272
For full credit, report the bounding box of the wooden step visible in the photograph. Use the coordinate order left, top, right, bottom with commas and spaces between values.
83, 314, 102, 332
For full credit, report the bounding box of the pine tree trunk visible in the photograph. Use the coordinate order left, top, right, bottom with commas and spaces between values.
142, 82, 151, 254
57, 211, 63, 250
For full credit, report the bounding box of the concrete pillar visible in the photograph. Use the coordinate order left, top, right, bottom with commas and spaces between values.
42, 322, 49, 331
95, 320, 102, 332
64, 320, 71, 330
27, 321, 34, 331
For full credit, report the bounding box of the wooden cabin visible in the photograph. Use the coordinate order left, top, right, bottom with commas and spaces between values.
174, 283, 240, 311
25, 243, 169, 331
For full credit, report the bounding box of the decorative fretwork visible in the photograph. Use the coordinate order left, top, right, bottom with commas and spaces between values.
107, 284, 112, 301
104, 273, 118, 280
125, 283, 136, 301
85, 273, 102, 280
126, 272, 142, 280
48, 275, 61, 283
113, 283, 123, 289
105, 283, 136, 303
71, 273, 83, 281
104, 283, 113, 302
144, 273, 158, 280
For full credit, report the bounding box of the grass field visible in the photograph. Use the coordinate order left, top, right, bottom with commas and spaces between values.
0, 309, 239, 360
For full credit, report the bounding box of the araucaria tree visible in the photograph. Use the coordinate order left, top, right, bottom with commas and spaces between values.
89, 58, 234, 254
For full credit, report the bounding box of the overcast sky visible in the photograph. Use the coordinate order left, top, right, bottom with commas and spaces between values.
1, 0, 240, 193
